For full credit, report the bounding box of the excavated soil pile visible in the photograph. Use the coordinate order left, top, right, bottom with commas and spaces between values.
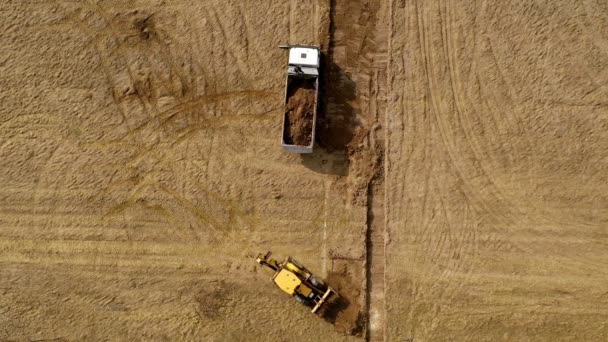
284, 78, 316, 146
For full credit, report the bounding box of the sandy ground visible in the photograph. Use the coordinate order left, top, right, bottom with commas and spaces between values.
0, 1, 365, 341
386, 0, 608, 341
1, 0, 607, 341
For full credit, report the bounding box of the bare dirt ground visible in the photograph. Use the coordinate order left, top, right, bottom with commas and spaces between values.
0, 1, 365, 341
1, 0, 608, 341
386, 0, 608, 341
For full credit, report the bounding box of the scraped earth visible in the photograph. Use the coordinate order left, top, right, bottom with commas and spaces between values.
2, 0, 608, 341
323, 264, 365, 336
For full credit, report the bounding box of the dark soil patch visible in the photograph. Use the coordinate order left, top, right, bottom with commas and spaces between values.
194, 280, 228, 319
321, 271, 365, 336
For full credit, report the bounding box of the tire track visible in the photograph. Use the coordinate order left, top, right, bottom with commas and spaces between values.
1, 2, 348, 340
420, 0, 515, 227
387, 0, 608, 340
392, 1, 486, 338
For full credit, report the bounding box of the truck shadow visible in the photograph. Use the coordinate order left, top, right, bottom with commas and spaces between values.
301, 60, 357, 175
300, 148, 348, 176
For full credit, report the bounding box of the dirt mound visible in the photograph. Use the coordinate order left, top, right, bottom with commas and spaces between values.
284, 78, 316, 146
321, 272, 365, 336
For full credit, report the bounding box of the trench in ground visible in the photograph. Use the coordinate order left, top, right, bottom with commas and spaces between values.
324, 0, 389, 340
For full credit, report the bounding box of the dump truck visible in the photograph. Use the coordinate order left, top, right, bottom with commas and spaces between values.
256, 251, 337, 314
278, 45, 320, 153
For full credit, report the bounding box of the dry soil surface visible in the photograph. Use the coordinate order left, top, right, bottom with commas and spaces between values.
0, 1, 364, 341
1, 0, 608, 341
386, 0, 608, 341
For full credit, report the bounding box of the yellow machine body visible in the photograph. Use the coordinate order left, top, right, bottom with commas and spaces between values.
256, 251, 338, 314
273, 269, 301, 295
284, 260, 306, 277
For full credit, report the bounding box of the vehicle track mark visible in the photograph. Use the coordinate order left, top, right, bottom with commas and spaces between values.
420, 1, 514, 228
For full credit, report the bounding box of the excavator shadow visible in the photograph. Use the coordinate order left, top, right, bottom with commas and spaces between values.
320, 295, 349, 323
318, 257, 367, 336
319, 285, 366, 336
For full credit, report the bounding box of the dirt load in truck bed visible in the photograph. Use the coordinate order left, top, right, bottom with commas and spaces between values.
284, 77, 316, 146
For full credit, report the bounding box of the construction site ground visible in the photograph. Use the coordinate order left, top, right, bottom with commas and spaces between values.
1, 0, 607, 341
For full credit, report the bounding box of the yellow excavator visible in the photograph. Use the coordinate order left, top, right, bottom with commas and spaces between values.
256, 251, 337, 313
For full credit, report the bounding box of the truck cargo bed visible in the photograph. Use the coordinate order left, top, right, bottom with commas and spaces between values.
282, 74, 318, 153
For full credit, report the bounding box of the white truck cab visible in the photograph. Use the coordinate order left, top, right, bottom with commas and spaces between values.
288, 46, 320, 67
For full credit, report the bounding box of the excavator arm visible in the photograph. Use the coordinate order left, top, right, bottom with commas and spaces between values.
256, 251, 280, 271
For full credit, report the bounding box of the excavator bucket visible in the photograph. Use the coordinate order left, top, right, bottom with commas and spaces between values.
311, 287, 338, 314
